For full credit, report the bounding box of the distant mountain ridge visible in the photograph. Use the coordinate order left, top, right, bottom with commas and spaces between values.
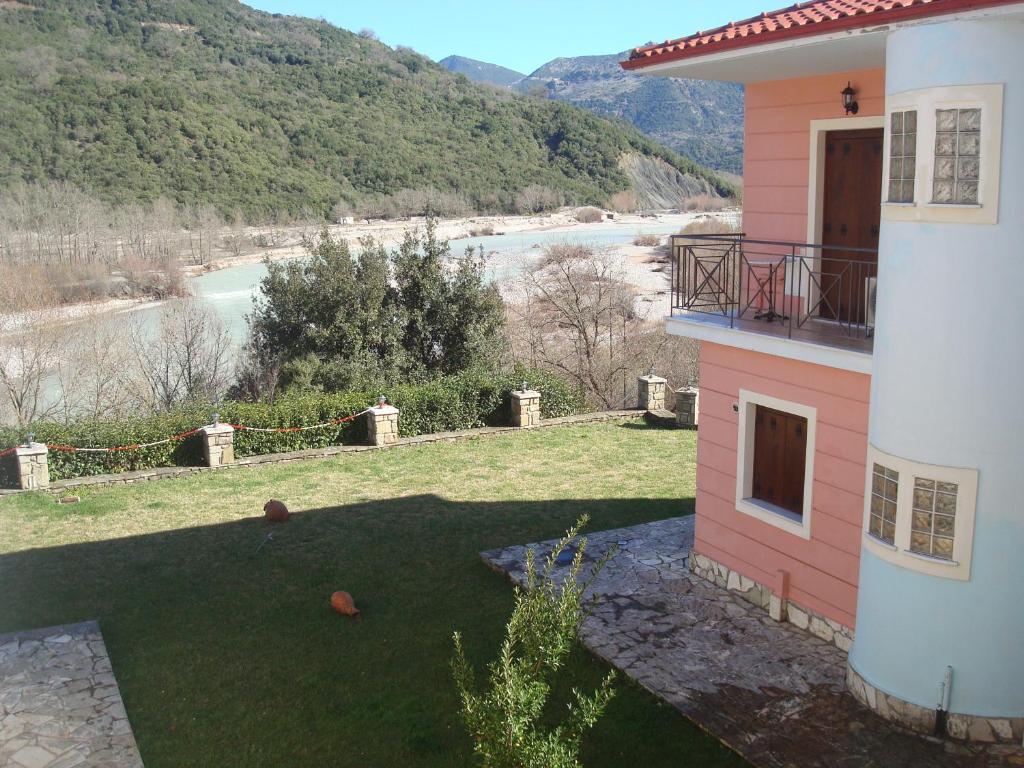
440, 52, 744, 174
438, 55, 524, 87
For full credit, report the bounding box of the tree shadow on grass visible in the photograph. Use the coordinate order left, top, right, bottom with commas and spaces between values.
0, 494, 737, 768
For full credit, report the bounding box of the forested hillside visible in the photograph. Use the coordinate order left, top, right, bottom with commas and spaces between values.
0, 0, 733, 219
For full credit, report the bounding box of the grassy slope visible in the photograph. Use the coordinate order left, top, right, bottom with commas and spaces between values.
0, 422, 747, 768
0, 0, 732, 218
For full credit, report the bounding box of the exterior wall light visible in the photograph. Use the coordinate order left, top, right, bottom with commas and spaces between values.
842, 82, 859, 115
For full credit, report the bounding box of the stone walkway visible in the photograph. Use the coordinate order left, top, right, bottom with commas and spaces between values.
482, 517, 1019, 768
0, 621, 144, 768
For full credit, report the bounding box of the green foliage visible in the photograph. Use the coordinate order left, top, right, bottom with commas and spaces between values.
0, 0, 732, 218
0, 367, 584, 483
247, 221, 505, 392
452, 515, 617, 768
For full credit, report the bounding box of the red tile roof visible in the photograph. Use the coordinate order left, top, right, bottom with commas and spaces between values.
622, 0, 1020, 70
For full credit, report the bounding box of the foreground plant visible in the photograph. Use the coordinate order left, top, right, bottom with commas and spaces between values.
452, 515, 616, 768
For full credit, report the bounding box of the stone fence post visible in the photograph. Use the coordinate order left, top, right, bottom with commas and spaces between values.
200, 421, 235, 467
367, 400, 399, 446
511, 385, 541, 428
675, 386, 699, 428
637, 374, 667, 411
14, 442, 49, 490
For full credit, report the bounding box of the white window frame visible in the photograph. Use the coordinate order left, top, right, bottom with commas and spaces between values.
735, 389, 816, 540
882, 83, 1003, 225
862, 445, 979, 581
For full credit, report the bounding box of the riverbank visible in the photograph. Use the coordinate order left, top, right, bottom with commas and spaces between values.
180, 208, 707, 277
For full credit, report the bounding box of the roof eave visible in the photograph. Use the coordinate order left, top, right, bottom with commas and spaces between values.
620, 0, 1024, 73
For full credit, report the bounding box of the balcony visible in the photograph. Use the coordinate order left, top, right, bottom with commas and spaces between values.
667, 234, 877, 369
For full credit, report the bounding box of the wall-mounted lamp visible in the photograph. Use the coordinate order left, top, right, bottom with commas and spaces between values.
842, 82, 859, 115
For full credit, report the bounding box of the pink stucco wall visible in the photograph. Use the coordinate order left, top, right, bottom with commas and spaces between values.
695, 343, 870, 628
743, 67, 886, 243
688, 69, 885, 629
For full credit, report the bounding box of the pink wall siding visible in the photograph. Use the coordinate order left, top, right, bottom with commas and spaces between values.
694, 343, 870, 628
742, 68, 886, 243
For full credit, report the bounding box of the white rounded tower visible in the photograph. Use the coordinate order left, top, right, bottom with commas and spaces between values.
848, 16, 1024, 742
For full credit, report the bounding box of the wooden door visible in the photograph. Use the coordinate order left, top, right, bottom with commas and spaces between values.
820, 129, 882, 323
751, 405, 808, 518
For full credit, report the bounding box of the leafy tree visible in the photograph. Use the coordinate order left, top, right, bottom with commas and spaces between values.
452, 515, 616, 768
244, 220, 503, 393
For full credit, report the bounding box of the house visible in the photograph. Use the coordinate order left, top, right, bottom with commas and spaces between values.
622, 0, 1023, 743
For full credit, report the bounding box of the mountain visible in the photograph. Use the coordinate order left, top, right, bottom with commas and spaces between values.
0, 1, 733, 220
439, 55, 524, 87
515, 53, 744, 174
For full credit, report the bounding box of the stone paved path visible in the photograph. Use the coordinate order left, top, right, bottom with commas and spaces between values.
482, 517, 1020, 768
0, 621, 144, 768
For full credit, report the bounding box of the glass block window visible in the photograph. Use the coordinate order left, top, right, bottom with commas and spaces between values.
909, 477, 958, 560
869, 463, 899, 544
933, 108, 981, 204
888, 110, 917, 203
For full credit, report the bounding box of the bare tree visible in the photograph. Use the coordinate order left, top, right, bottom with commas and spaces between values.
0, 269, 64, 427
53, 314, 135, 423
127, 298, 233, 412
506, 243, 698, 409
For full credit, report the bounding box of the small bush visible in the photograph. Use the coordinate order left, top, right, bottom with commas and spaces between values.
678, 215, 741, 237
572, 206, 603, 224
452, 515, 616, 768
607, 189, 638, 213
680, 193, 729, 212
632, 233, 661, 247
468, 225, 495, 237
0, 367, 586, 483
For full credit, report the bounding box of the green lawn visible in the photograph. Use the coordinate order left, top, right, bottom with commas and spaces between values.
0, 421, 746, 768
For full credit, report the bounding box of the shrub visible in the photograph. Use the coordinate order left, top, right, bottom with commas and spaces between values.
572, 206, 604, 224
452, 515, 617, 768
607, 189, 638, 213
679, 193, 740, 213
632, 233, 662, 247
0, 367, 585, 483
678, 214, 741, 237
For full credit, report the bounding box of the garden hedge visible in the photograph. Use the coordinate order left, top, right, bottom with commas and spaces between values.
0, 367, 585, 484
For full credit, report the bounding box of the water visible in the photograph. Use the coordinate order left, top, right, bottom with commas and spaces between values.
186, 221, 688, 346
25, 219, 692, 417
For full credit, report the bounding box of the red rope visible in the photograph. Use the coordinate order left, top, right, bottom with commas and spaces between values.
3, 413, 366, 455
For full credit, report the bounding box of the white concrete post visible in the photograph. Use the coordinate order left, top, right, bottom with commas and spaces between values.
511, 387, 541, 428
200, 422, 235, 467
367, 401, 399, 446
675, 386, 699, 428
14, 442, 49, 490
637, 374, 667, 411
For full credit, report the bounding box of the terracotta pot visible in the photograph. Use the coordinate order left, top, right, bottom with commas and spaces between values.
330, 591, 360, 617
263, 499, 289, 522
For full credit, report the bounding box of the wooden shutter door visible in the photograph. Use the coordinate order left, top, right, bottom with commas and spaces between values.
751, 405, 808, 517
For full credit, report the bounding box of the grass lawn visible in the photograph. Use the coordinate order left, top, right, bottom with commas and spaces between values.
0, 421, 747, 768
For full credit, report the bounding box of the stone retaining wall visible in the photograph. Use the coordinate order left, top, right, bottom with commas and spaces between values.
0, 410, 643, 495
690, 550, 855, 653
846, 662, 1024, 744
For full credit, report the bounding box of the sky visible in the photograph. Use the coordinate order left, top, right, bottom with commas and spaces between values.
242, 1, 768, 75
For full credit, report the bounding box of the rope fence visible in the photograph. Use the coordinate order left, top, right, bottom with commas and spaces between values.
1, 409, 371, 455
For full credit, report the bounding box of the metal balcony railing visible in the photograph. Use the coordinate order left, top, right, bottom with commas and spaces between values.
669, 234, 879, 350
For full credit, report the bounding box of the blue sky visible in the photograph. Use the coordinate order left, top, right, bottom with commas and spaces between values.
242, 1, 768, 74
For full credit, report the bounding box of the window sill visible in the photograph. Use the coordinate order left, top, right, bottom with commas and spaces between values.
864, 531, 897, 550
925, 202, 983, 209
903, 549, 960, 567
736, 497, 810, 539
883, 201, 916, 207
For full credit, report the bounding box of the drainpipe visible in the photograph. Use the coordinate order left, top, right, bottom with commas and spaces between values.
935, 666, 953, 736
